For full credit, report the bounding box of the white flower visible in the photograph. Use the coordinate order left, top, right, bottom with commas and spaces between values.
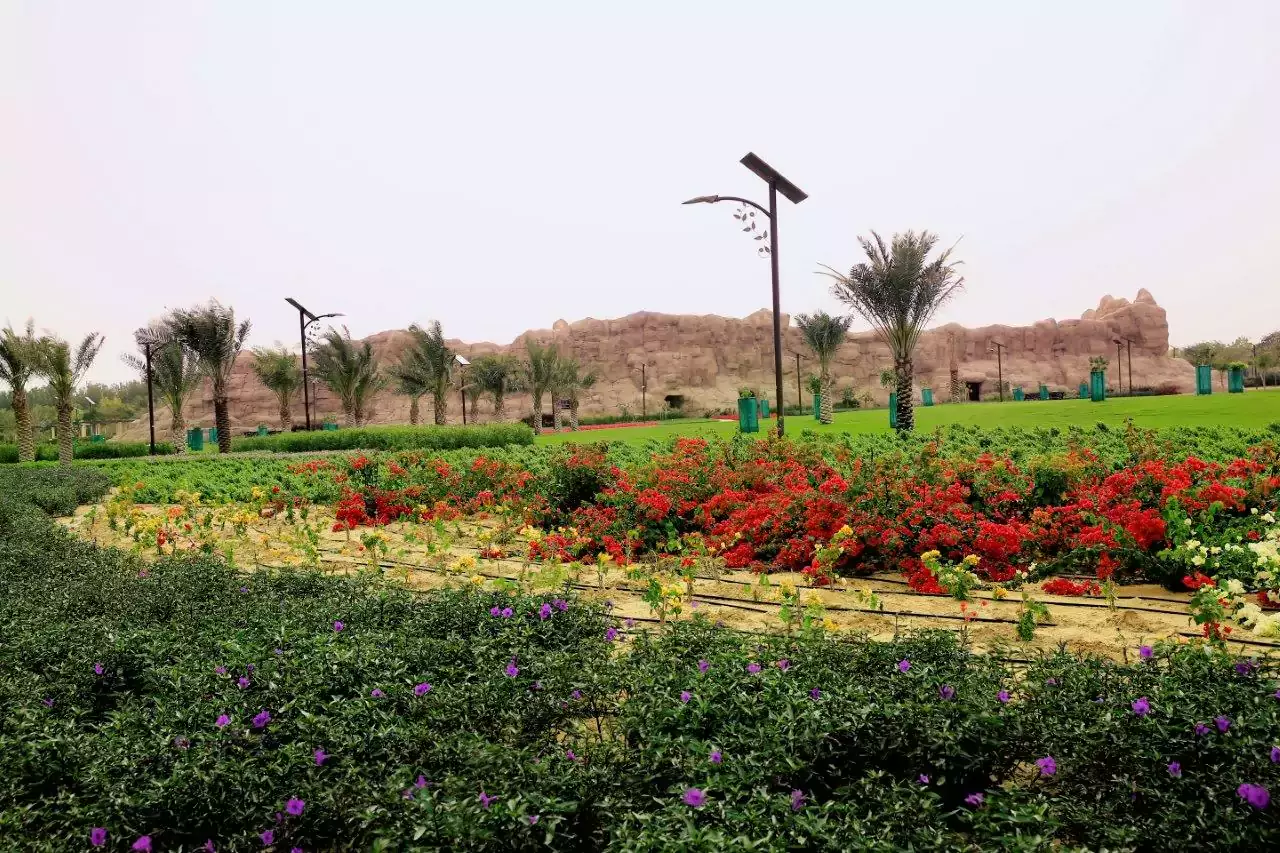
1209, 546, 1222, 555
1184, 518, 1193, 526
1226, 579, 1245, 595
1252, 507, 1259, 515
1185, 539, 1201, 550
1191, 555, 1205, 566
1263, 513, 1275, 524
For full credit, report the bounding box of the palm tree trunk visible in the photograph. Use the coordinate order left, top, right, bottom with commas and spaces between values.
894, 359, 914, 432
950, 369, 962, 404
214, 394, 232, 453
56, 401, 74, 466
570, 400, 580, 431
343, 401, 356, 428
171, 408, 187, 454
279, 399, 292, 432
469, 394, 479, 424
819, 372, 833, 424
553, 402, 563, 432
493, 391, 505, 422
409, 396, 420, 426
12, 387, 34, 463
433, 391, 447, 426
531, 394, 543, 435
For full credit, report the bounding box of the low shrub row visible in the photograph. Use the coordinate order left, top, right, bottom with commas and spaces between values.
229, 423, 534, 454
0, 440, 173, 463
0, 474, 1277, 850
0, 465, 111, 516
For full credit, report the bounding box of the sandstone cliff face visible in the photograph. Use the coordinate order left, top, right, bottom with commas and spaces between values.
122, 291, 1194, 436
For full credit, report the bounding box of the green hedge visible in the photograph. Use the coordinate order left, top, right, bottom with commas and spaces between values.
230, 423, 534, 454
0, 466, 111, 516
0, 441, 173, 463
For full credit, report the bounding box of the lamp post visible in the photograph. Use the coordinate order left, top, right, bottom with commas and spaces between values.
988, 341, 1007, 402
683, 152, 808, 437
633, 364, 647, 419
1114, 340, 1124, 395
455, 353, 470, 425
1116, 336, 1137, 395
285, 298, 343, 431
790, 351, 808, 413
134, 327, 173, 455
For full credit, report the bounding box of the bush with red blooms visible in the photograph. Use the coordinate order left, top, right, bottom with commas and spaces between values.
1041, 578, 1102, 597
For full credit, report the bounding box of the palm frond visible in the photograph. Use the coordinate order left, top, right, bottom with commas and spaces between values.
167, 301, 252, 392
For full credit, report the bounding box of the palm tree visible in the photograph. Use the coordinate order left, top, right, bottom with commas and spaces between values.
387, 355, 431, 425
819, 231, 964, 432
310, 328, 383, 426
34, 332, 104, 465
399, 321, 455, 425
469, 354, 522, 421
122, 335, 203, 453
795, 311, 853, 424
0, 321, 42, 462
554, 358, 598, 431
251, 345, 301, 431
521, 339, 560, 435
168, 301, 251, 453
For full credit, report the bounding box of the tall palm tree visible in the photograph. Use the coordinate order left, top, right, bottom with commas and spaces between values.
521, 340, 560, 435
554, 358, 597, 431
311, 328, 383, 427
34, 332, 104, 465
251, 345, 301, 431
122, 335, 203, 453
819, 231, 964, 432
0, 320, 42, 462
469, 354, 522, 421
795, 311, 853, 424
168, 301, 251, 453
395, 322, 455, 425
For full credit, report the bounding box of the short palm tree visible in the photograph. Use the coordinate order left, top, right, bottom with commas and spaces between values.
34, 332, 104, 465
795, 311, 853, 424
554, 358, 598, 431
521, 340, 560, 435
397, 322, 455, 425
251, 345, 301, 431
0, 320, 42, 462
387, 356, 431, 425
819, 231, 964, 432
168, 301, 251, 453
469, 354, 521, 421
311, 328, 383, 427
122, 334, 203, 453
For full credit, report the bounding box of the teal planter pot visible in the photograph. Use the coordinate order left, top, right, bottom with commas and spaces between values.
888, 392, 898, 429
1229, 366, 1244, 393
737, 397, 759, 433
812, 394, 822, 419
1039, 384, 1049, 400
1090, 370, 1106, 402
1013, 387, 1025, 402
1196, 364, 1212, 395
922, 388, 934, 407
187, 428, 204, 451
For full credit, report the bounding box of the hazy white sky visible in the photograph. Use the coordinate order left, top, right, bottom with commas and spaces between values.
3, 1, 1278, 383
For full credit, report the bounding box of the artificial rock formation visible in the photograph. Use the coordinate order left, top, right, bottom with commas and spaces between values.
120, 290, 1194, 436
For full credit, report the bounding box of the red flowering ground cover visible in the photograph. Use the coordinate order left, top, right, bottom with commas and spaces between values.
292, 436, 1280, 594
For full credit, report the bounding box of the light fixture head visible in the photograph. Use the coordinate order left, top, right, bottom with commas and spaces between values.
681, 195, 720, 205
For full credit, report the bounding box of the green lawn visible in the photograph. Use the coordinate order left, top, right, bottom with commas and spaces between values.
537, 388, 1280, 445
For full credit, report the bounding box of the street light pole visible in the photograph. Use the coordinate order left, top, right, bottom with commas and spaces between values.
144, 343, 156, 454
285, 298, 343, 431
683, 152, 808, 438
641, 364, 647, 419
795, 352, 803, 413
989, 342, 1007, 402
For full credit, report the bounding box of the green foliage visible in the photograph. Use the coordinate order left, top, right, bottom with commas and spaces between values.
251, 345, 301, 399
310, 327, 384, 425
0, 465, 109, 515
230, 423, 534, 454
0, 441, 175, 464
795, 311, 853, 376
393, 322, 455, 425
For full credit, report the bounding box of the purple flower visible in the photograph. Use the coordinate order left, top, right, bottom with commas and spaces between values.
565, 749, 577, 761
204, 842, 215, 852
501, 607, 513, 618
94, 663, 104, 675
746, 662, 761, 674
215, 666, 227, 675
402, 788, 414, 800
260, 829, 274, 846
1132, 697, 1150, 717
174, 736, 190, 750
1195, 722, 1210, 736
479, 791, 496, 809
1274, 689, 1280, 700
605, 627, 618, 642
997, 690, 1010, 704
1139, 645, 1153, 660
683, 788, 706, 807
90, 828, 107, 847
215, 714, 231, 728
286, 797, 305, 816
490, 606, 501, 617
370, 688, 385, 698
698, 659, 709, 673
1238, 783, 1270, 810
41, 698, 54, 708
554, 598, 568, 611
680, 690, 691, 704
252, 709, 271, 729
539, 603, 553, 620
240, 586, 248, 592
292, 849, 303, 853
1270, 746, 1280, 763
132, 838, 152, 852
1235, 661, 1255, 676
1216, 715, 1231, 733
528, 814, 540, 825
939, 684, 956, 701
710, 749, 723, 764
571, 690, 582, 700
965, 792, 985, 807
809, 687, 822, 700
918, 774, 930, 784
505, 660, 519, 678
416, 775, 428, 789
1168, 761, 1182, 777
314, 748, 329, 766
624, 618, 636, 628
415, 682, 433, 696
247, 664, 255, 672
238, 676, 251, 689
333, 620, 344, 632
1036, 756, 1057, 776
274, 648, 283, 656
897, 659, 911, 673
790, 789, 806, 811
1046, 678, 1059, 686
777, 659, 791, 672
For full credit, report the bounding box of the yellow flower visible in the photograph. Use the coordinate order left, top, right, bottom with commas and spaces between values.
837, 524, 853, 537
470, 574, 486, 586
823, 618, 839, 632
962, 554, 980, 566
803, 591, 824, 607
780, 581, 797, 598
921, 550, 941, 561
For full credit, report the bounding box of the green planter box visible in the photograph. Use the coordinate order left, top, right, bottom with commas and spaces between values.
1196, 364, 1213, 395
1039, 384, 1049, 400
256, 425, 269, 436
1090, 370, 1106, 402
888, 392, 898, 429
737, 397, 759, 433
812, 393, 822, 419
187, 428, 204, 451
1229, 366, 1245, 393
922, 388, 934, 407
757, 398, 770, 419
207, 427, 218, 443
1078, 382, 1088, 399
90, 434, 106, 443
1013, 387, 1025, 402
322, 422, 339, 432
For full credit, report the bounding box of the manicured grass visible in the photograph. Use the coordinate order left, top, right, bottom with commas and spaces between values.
537, 389, 1280, 445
